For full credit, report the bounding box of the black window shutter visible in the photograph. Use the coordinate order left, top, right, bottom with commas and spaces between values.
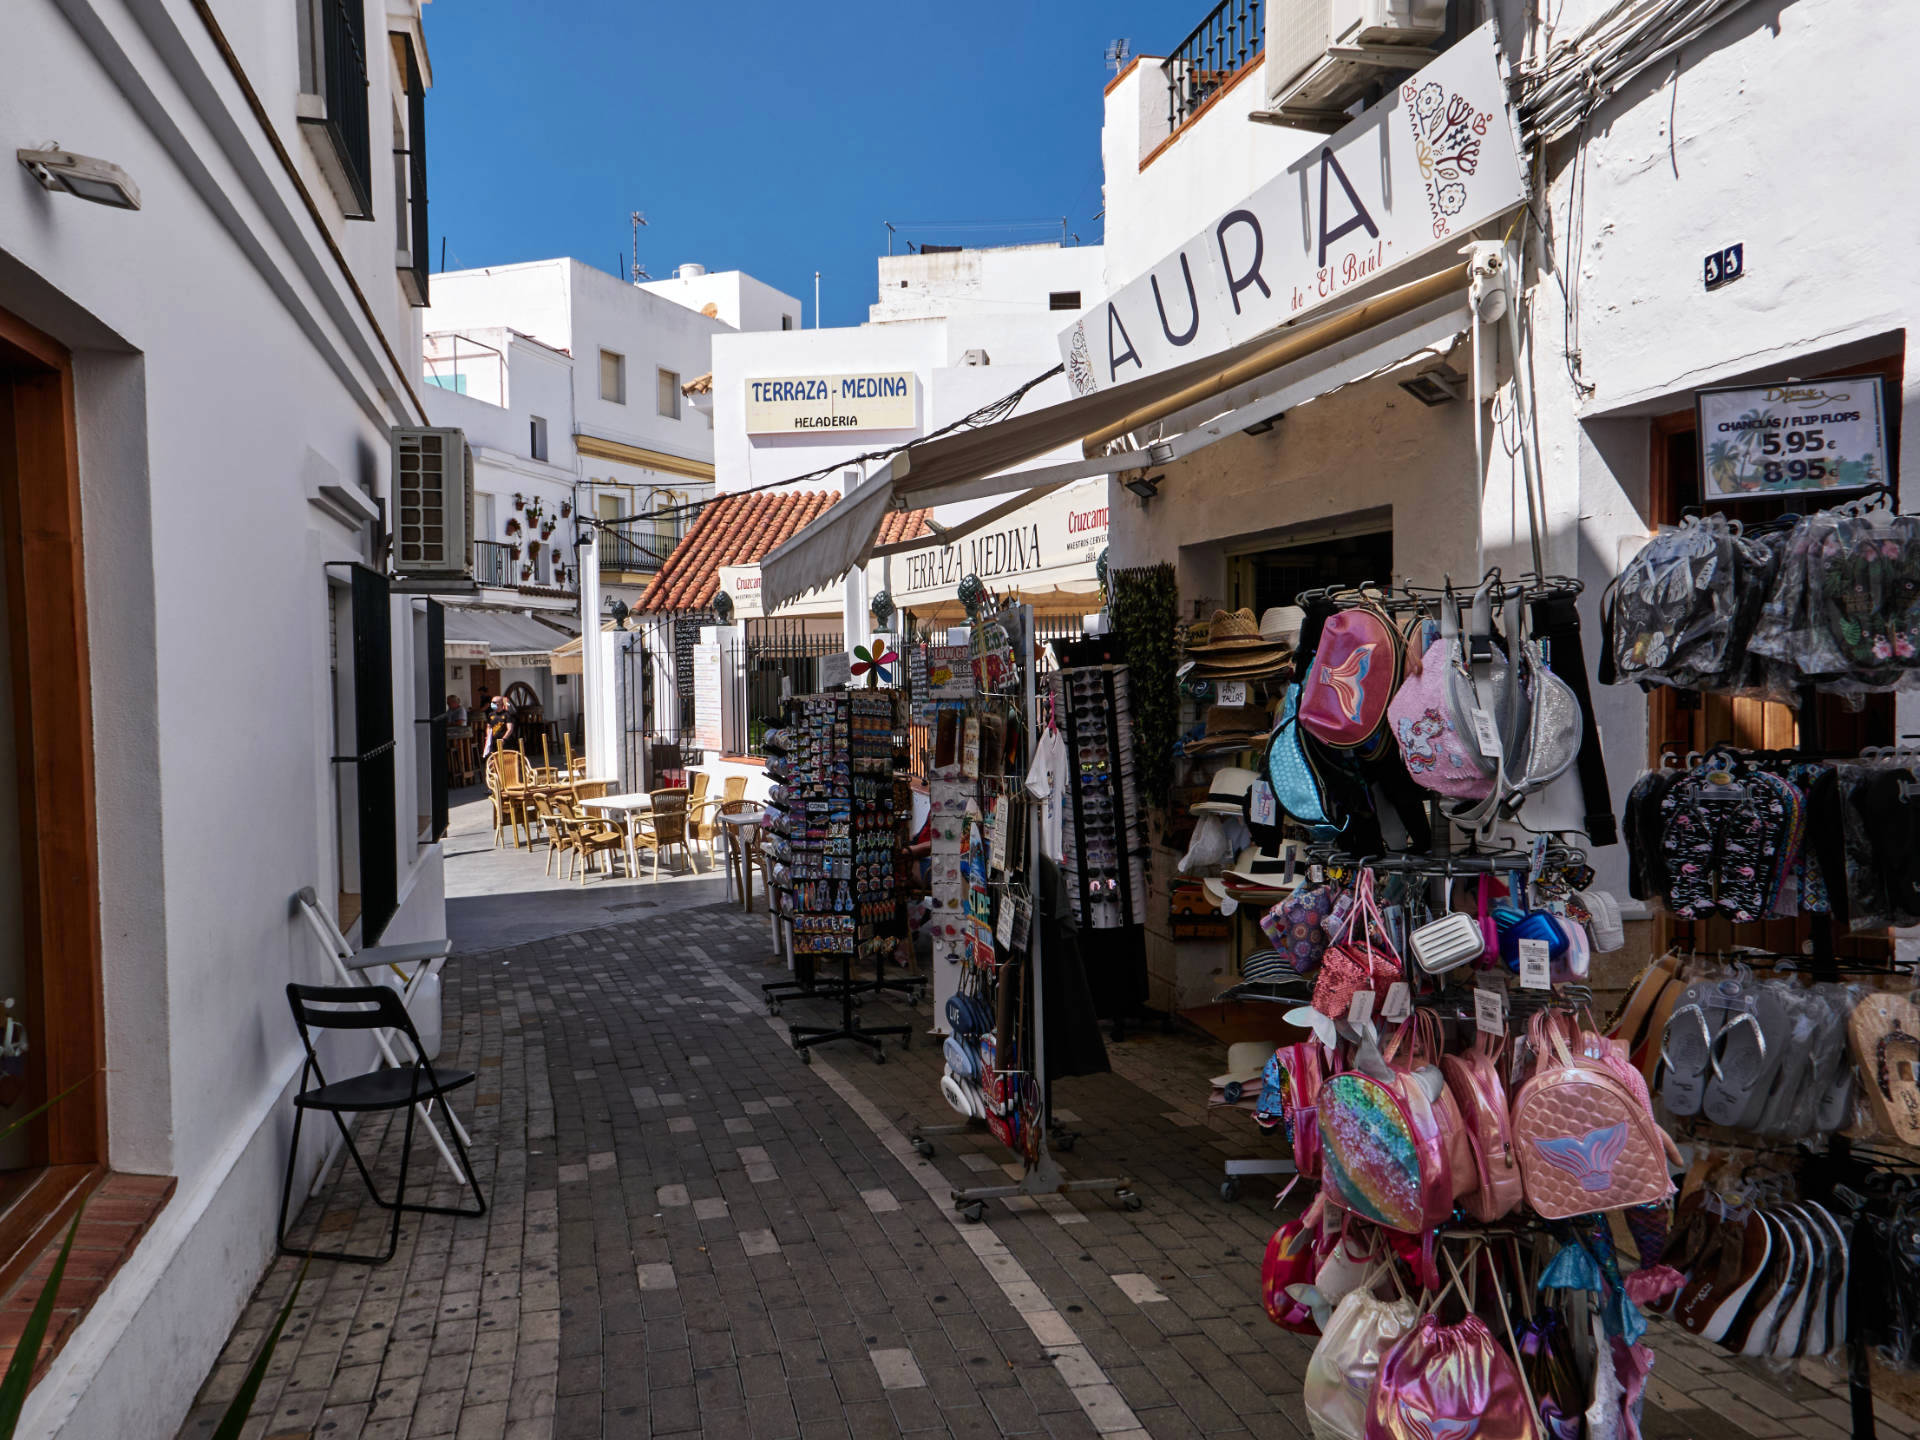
405, 41, 429, 303
427, 599, 449, 839
350, 565, 398, 940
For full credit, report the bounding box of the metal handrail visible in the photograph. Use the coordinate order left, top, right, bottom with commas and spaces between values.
1162, 0, 1264, 132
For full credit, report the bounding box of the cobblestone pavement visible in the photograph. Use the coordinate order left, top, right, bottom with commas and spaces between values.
177, 905, 1912, 1440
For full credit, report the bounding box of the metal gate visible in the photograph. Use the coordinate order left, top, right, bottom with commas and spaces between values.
738, 619, 843, 754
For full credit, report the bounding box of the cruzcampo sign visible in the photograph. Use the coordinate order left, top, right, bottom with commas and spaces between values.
1059, 23, 1525, 393
744, 372, 919, 433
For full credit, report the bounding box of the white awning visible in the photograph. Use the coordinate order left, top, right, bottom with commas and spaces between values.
759, 269, 1473, 611
443, 608, 576, 669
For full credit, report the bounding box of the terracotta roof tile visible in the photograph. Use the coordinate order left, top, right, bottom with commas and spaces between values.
682, 372, 713, 396
640, 496, 935, 614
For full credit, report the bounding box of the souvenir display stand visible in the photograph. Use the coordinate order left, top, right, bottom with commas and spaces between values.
910, 604, 1140, 1223
1043, 665, 1148, 933
759, 690, 913, 1062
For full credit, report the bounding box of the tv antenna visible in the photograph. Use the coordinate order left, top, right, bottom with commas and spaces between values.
630, 211, 650, 282
1105, 38, 1132, 73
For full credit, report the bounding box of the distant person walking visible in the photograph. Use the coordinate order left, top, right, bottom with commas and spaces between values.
482, 694, 516, 758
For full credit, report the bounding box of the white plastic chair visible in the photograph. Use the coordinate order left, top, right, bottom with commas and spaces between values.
293, 889, 472, 1186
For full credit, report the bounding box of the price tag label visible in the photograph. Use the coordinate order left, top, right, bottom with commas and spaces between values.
1382, 982, 1412, 1023
1309, 864, 1325, 885
1176, 660, 1197, 678
1528, 833, 1550, 886
1474, 985, 1506, 1034
1518, 937, 1552, 990
988, 798, 1009, 874
1249, 781, 1278, 828
1347, 989, 1375, 1027
1217, 681, 1249, 706
1470, 708, 1504, 760
996, 894, 1016, 948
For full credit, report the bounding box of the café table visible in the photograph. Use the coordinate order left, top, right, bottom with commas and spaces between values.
581, 792, 655, 878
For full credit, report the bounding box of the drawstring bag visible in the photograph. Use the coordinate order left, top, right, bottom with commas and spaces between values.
1304, 1260, 1419, 1440
1367, 1249, 1542, 1440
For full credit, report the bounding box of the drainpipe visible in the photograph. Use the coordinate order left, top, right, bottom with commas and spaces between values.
579, 527, 605, 776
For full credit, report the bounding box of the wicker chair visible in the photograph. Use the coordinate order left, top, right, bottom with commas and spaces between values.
634, 788, 693, 879
715, 797, 766, 910
485, 750, 533, 849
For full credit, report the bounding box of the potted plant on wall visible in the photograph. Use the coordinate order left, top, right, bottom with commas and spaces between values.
520, 564, 534, 582
503, 517, 522, 537
560, 499, 573, 519
509, 542, 522, 560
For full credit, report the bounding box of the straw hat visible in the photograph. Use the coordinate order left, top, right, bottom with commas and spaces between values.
1190, 647, 1292, 679
1260, 606, 1306, 645
1211, 1040, 1276, 1090
1204, 842, 1306, 905
1184, 705, 1271, 756
1188, 608, 1273, 654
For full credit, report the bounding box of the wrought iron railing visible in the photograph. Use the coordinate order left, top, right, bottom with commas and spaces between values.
473, 539, 513, 588
316, 0, 373, 215
601, 525, 680, 574
1164, 0, 1264, 132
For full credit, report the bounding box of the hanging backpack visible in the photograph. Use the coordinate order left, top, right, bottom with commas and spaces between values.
1388, 599, 1496, 801
1263, 1219, 1331, 1336
1299, 600, 1404, 749
1510, 1012, 1681, 1219
1440, 1036, 1523, 1223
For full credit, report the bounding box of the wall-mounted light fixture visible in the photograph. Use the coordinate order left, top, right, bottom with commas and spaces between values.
17, 146, 140, 209
711, 589, 735, 625
607, 598, 631, 631
1122, 473, 1162, 502
1397, 362, 1466, 407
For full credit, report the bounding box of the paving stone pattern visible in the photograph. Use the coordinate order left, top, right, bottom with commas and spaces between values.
177, 905, 1914, 1439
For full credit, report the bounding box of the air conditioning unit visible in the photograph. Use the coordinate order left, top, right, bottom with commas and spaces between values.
391, 426, 474, 579
1263, 0, 1447, 128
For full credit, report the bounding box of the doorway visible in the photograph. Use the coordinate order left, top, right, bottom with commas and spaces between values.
0, 305, 108, 1285
1227, 523, 1394, 614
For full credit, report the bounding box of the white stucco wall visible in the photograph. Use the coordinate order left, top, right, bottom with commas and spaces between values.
2, 1, 443, 1434
641, 268, 803, 334
871, 244, 1105, 324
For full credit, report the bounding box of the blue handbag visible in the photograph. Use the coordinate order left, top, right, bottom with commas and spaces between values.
1266, 684, 1342, 828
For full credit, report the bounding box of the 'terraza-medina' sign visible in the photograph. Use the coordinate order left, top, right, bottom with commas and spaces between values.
1058, 24, 1525, 393
744, 372, 918, 434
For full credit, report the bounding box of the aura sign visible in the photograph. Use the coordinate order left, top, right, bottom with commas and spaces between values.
1059, 25, 1525, 393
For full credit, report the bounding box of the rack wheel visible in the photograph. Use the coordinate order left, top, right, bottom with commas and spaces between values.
1118, 1189, 1143, 1212
1220, 1180, 1239, 1203
873, 1043, 887, 1065
961, 1202, 986, 1223
912, 1138, 934, 1159
901, 1029, 911, 1050
798, 1046, 813, 1065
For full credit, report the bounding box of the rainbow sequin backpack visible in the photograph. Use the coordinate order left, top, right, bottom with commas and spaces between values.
1317, 1020, 1476, 1235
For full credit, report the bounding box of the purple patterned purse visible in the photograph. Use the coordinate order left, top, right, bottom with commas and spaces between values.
1261, 883, 1338, 973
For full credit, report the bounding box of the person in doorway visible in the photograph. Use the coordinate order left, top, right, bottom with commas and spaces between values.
446, 693, 469, 728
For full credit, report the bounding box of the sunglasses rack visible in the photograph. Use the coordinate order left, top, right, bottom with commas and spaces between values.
919, 604, 1142, 1222
1045, 665, 1149, 936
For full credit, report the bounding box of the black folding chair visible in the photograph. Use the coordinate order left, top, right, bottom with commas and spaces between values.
278, 983, 486, 1265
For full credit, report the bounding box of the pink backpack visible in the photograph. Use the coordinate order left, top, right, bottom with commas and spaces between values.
1299, 602, 1402, 748
1275, 1042, 1327, 1180
1440, 1036, 1522, 1222
1387, 603, 1495, 800
1317, 1017, 1475, 1234
1262, 1219, 1330, 1335
1511, 1013, 1682, 1218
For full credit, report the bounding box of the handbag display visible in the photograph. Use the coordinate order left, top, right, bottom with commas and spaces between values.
1409, 908, 1483, 975
1265, 882, 1341, 973
1511, 1013, 1681, 1218
1269, 683, 1344, 828
1277, 1041, 1329, 1180
1300, 601, 1405, 750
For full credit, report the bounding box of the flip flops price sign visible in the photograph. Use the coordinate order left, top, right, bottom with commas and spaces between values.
1696, 374, 1888, 499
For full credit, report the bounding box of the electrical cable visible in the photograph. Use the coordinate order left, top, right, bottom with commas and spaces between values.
586, 363, 1065, 536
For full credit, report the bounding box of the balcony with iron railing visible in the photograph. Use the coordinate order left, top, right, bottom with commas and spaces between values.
473, 539, 513, 588
600, 525, 682, 576
1164, 0, 1264, 132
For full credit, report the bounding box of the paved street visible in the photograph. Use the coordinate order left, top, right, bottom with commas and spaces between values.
177, 878, 1908, 1440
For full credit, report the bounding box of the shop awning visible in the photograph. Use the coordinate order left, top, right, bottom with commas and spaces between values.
442, 608, 576, 669
759, 265, 1473, 611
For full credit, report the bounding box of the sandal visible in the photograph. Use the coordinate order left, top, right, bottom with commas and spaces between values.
1611, 952, 1680, 1055
1700, 982, 1774, 1128
1660, 982, 1720, 1117
1849, 993, 1920, 1145
1673, 1210, 1772, 1343
1637, 965, 1688, 1086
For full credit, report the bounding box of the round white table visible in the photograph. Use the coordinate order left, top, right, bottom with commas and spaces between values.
582, 793, 653, 877
718, 807, 767, 910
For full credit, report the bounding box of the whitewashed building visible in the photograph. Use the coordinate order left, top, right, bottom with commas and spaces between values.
1, 0, 450, 1434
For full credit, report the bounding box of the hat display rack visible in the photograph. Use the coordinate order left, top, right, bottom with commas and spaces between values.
912, 602, 1143, 1222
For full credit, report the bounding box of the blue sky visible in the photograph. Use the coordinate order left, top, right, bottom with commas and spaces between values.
423, 1, 1178, 326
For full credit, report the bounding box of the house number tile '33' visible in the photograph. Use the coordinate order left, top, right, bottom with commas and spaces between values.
1704, 243, 1744, 290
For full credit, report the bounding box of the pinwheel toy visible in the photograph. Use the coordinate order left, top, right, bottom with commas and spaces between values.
850, 638, 898, 688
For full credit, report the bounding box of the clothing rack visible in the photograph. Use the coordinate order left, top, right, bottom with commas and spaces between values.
928, 605, 1141, 1223
1292, 571, 1584, 614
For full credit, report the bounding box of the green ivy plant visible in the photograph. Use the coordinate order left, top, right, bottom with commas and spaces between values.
1107, 562, 1179, 813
